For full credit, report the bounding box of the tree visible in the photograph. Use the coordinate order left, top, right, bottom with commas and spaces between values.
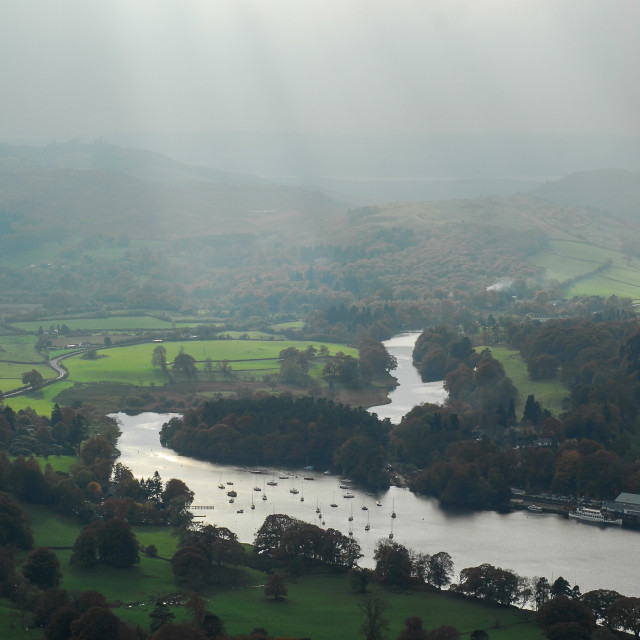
264, 573, 287, 600
374, 540, 412, 588
0, 491, 33, 549
70, 527, 99, 568
534, 577, 551, 609
581, 589, 622, 624
551, 576, 572, 599
527, 354, 559, 380
152, 345, 168, 372
173, 351, 197, 378
21, 369, 44, 390
171, 547, 211, 590
162, 478, 195, 507
606, 597, 640, 639
149, 600, 175, 633
427, 552, 454, 591
69, 606, 120, 640
184, 592, 206, 625
397, 616, 428, 640
33, 588, 70, 628
22, 547, 62, 590
349, 567, 372, 593
537, 596, 595, 640
358, 594, 389, 640
97, 518, 139, 568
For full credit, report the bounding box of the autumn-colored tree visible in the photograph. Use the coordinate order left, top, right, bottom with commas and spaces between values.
264, 573, 287, 600
22, 547, 61, 590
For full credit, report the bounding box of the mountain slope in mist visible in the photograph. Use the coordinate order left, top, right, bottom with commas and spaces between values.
532, 169, 640, 221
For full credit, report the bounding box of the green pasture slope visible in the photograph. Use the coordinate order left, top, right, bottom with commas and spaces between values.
530, 239, 640, 299
489, 346, 567, 416
13, 504, 543, 640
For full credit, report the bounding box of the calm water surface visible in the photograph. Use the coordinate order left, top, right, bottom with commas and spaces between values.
114, 334, 640, 597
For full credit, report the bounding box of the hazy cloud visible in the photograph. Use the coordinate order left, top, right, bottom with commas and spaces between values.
1, 0, 638, 140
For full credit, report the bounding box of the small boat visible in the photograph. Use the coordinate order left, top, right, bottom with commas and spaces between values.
226, 481, 234, 485
365, 512, 370, 531
227, 490, 237, 497
323, 470, 332, 475
251, 495, 256, 510
237, 509, 244, 513
304, 476, 314, 481
261, 493, 267, 501
279, 474, 289, 480
343, 493, 355, 499
331, 503, 338, 508
376, 501, 382, 507
218, 483, 225, 490
391, 499, 396, 519
267, 473, 278, 486
290, 488, 299, 494
229, 498, 234, 503
527, 504, 543, 512
348, 504, 354, 522
361, 504, 368, 511
254, 486, 262, 492
339, 484, 350, 490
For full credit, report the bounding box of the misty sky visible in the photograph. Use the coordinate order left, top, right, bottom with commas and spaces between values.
1, 0, 638, 141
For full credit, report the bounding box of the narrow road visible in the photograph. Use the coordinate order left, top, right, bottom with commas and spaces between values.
3, 350, 83, 398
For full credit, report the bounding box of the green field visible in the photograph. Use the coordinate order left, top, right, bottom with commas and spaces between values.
61, 340, 357, 386
489, 346, 567, 416
10, 315, 173, 333
0, 334, 43, 362
0, 362, 56, 392
531, 239, 640, 300
5, 381, 74, 415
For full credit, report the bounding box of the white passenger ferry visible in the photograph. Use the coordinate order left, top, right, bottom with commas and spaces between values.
568, 506, 622, 526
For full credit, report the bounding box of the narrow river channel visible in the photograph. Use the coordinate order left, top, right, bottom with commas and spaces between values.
115, 333, 640, 597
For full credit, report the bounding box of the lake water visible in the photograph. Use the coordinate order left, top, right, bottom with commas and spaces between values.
114, 334, 640, 597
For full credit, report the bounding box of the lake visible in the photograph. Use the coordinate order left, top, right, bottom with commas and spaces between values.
114, 333, 640, 597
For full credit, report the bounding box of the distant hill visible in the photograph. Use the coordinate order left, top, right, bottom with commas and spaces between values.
531, 169, 640, 221
0, 142, 347, 246
0, 139, 261, 185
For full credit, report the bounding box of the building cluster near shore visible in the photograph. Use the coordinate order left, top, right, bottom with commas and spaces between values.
604, 492, 640, 527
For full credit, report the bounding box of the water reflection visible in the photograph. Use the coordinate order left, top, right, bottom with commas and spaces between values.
367, 332, 447, 423
116, 412, 640, 597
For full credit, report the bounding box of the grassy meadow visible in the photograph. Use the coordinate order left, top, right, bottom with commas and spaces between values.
62, 340, 358, 387
489, 346, 567, 416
